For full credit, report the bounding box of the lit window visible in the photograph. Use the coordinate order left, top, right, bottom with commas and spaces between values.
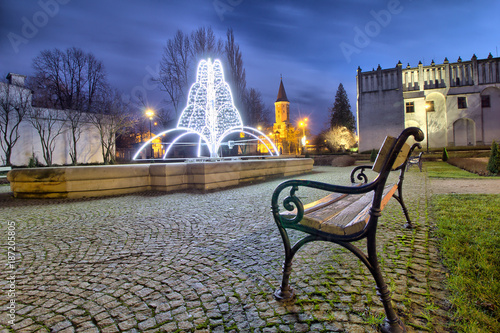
405, 102, 415, 113
481, 95, 491, 108
426, 101, 435, 112
458, 97, 467, 109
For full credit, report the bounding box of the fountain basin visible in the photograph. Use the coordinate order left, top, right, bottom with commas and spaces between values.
7, 158, 314, 199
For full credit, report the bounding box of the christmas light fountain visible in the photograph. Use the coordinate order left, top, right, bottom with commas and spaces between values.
133, 59, 278, 160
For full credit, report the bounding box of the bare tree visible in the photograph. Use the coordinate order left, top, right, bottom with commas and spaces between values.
28, 108, 66, 166
225, 28, 246, 110
31, 47, 108, 164
88, 90, 136, 164
190, 26, 224, 60
0, 81, 32, 166
324, 126, 357, 152
64, 109, 84, 165
243, 88, 270, 127
159, 27, 228, 120
158, 30, 191, 117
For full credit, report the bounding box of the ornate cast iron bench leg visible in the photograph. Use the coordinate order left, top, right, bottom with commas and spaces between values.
366, 224, 406, 333
274, 217, 407, 332
273, 225, 295, 300
392, 184, 413, 229
395, 143, 422, 229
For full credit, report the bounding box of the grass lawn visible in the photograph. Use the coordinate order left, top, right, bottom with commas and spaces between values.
431, 195, 500, 332
425, 161, 484, 179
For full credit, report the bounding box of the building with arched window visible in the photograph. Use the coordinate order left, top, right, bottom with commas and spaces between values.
356, 54, 500, 152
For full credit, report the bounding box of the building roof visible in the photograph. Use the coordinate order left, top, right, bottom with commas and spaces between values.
276, 79, 289, 102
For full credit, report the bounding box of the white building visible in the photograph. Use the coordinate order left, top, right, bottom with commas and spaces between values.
0, 73, 104, 166
356, 54, 500, 152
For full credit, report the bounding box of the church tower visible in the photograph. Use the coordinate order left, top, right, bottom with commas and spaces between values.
273, 78, 291, 153
275, 78, 290, 124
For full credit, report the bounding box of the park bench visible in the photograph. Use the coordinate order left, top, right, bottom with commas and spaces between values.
271, 127, 424, 333
406, 151, 423, 171
0, 166, 12, 178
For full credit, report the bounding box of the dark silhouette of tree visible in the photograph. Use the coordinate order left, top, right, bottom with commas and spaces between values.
30, 47, 108, 164
159, 27, 226, 119
225, 28, 246, 110
329, 83, 355, 132
31, 47, 107, 111
0, 79, 31, 166
160, 27, 260, 123
159, 30, 191, 117
88, 89, 136, 165
190, 26, 223, 60
243, 88, 270, 127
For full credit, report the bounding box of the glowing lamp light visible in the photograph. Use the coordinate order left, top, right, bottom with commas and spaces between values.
145, 108, 154, 119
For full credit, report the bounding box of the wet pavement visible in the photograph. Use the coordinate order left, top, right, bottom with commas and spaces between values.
0, 166, 452, 332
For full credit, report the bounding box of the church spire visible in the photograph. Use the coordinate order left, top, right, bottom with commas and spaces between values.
276, 78, 289, 102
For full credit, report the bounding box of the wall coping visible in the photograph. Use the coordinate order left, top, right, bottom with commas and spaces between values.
8, 158, 314, 199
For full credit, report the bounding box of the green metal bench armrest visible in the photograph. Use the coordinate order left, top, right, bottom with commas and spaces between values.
271, 178, 380, 226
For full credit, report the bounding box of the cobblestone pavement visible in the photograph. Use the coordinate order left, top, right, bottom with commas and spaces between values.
0, 166, 452, 332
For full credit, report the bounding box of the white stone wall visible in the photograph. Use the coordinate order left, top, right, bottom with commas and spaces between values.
357, 55, 500, 151
1, 76, 105, 166
4, 110, 104, 166
356, 66, 405, 152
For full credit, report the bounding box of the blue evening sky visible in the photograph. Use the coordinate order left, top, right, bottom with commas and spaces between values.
1, 0, 499, 134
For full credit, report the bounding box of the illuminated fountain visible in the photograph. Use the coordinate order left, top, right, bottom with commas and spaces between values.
133, 59, 278, 160
8, 61, 314, 199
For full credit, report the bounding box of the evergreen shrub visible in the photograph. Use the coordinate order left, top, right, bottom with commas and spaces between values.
487, 141, 499, 174
442, 148, 449, 162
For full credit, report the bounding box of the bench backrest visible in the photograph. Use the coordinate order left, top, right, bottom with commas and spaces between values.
372, 136, 411, 173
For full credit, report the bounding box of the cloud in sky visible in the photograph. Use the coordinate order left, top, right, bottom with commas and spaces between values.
1, 0, 499, 134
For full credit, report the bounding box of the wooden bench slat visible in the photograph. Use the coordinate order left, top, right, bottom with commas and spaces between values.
297, 184, 397, 236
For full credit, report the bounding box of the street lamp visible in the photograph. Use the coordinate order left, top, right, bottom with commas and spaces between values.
299, 118, 308, 154
274, 130, 280, 154
145, 108, 155, 158
424, 103, 430, 153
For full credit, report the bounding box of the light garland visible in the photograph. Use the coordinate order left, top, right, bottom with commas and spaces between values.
133, 58, 278, 160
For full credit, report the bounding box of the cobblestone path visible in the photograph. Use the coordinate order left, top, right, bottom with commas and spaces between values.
0, 167, 452, 332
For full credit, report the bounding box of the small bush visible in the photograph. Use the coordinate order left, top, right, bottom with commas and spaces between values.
28, 153, 40, 168
370, 149, 377, 162
442, 148, 449, 162
331, 155, 356, 167
487, 141, 499, 175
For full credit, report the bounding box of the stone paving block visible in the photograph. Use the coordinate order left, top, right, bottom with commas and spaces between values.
0, 167, 455, 332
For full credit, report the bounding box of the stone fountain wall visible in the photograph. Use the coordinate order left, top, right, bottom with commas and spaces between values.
8, 158, 314, 199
